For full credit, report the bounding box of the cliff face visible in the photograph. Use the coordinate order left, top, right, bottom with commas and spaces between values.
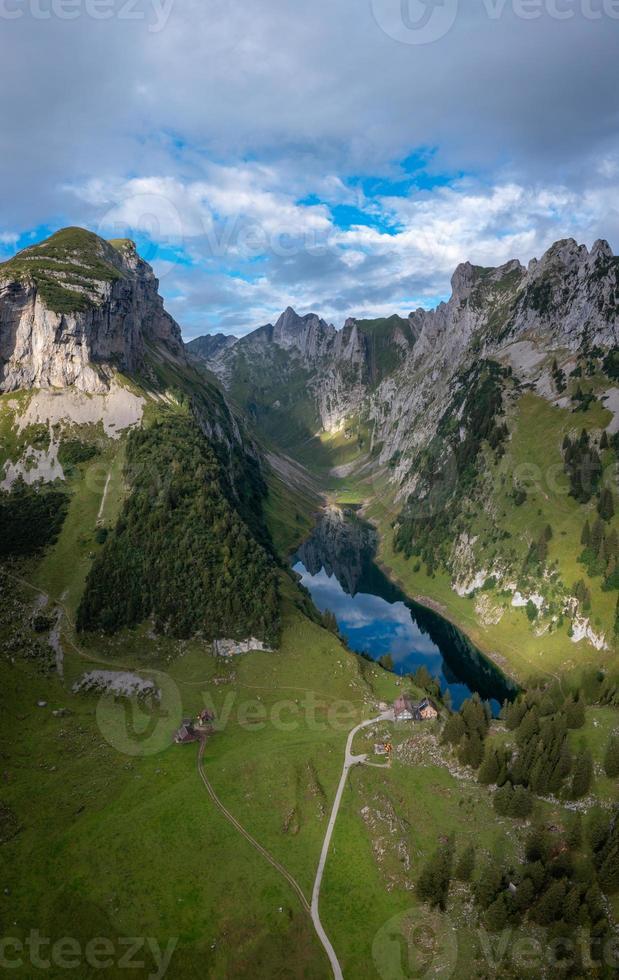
194, 239, 618, 445
0, 228, 185, 394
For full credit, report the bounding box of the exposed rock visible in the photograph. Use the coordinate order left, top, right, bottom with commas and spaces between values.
72, 670, 160, 700
212, 638, 273, 658
0, 228, 186, 394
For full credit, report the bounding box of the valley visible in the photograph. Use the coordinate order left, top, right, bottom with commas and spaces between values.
1, 228, 618, 978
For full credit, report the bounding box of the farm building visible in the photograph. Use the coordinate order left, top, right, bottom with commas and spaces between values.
394, 695, 439, 722
393, 695, 415, 721
174, 720, 199, 745
415, 698, 439, 721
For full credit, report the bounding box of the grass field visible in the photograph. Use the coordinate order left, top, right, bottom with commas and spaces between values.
335, 393, 619, 686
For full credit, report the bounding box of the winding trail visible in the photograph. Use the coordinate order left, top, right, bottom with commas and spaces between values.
196, 737, 311, 908
310, 710, 392, 980
196, 712, 392, 980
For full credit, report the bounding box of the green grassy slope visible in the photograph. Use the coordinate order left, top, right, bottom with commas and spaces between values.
335, 389, 618, 685
0, 227, 123, 313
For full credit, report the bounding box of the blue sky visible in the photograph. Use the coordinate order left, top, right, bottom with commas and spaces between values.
1, 1, 618, 338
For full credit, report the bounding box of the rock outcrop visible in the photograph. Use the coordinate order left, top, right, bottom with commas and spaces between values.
0, 227, 185, 394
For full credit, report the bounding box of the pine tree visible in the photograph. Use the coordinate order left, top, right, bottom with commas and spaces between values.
603, 734, 619, 778
485, 893, 510, 932
493, 782, 514, 816
455, 844, 476, 882
511, 785, 533, 818
441, 712, 465, 746
525, 825, 551, 863
471, 732, 485, 769
564, 693, 586, 730
581, 520, 592, 549
571, 747, 594, 799
566, 812, 583, 849
598, 488, 615, 521
478, 746, 501, 785
597, 820, 619, 894
574, 579, 592, 611
503, 697, 526, 731
601, 430, 610, 451
417, 837, 455, 910
590, 518, 605, 558
587, 808, 611, 853
531, 880, 567, 926
473, 854, 505, 910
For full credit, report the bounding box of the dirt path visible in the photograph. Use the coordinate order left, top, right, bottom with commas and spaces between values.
96, 471, 112, 525
310, 710, 393, 980
197, 738, 310, 911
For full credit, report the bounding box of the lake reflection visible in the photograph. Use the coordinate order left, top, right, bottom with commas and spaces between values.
293, 508, 517, 713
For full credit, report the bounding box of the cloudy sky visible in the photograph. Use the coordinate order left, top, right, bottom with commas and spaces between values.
1, 0, 618, 337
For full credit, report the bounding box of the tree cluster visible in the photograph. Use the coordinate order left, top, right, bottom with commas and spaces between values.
77, 413, 280, 644
497, 685, 591, 800
563, 431, 602, 504
442, 694, 492, 769
580, 517, 619, 591
0, 477, 69, 558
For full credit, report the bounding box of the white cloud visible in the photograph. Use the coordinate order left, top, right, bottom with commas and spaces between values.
1, 2, 617, 334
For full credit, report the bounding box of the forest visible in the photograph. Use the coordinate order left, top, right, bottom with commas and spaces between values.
77, 412, 280, 643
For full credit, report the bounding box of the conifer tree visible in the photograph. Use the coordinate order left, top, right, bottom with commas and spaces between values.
591, 518, 605, 557
571, 747, 594, 799
473, 854, 505, 910
598, 488, 615, 522
566, 812, 583, 849
581, 520, 591, 549
441, 712, 465, 746
603, 734, 619, 778
485, 894, 510, 932
601, 430, 609, 451
478, 746, 501, 785
455, 844, 476, 882
565, 693, 586, 730
417, 836, 455, 910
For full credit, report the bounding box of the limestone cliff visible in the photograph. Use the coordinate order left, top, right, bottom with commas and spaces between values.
0, 227, 185, 394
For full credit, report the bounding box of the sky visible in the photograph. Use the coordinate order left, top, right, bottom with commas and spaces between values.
1, 0, 618, 338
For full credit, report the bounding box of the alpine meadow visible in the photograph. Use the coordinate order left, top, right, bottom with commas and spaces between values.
1, 4, 619, 979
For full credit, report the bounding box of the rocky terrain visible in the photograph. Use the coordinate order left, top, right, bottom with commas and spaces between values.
0, 227, 186, 393
193, 238, 619, 660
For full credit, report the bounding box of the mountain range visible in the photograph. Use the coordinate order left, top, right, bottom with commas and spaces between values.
2, 229, 618, 672
2, 226, 619, 978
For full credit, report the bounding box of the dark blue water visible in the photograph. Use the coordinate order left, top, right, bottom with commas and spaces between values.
293, 510, 517, 713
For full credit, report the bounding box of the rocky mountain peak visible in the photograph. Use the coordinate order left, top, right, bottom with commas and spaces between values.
272, 306, 336, 358
0, 227, 186, 394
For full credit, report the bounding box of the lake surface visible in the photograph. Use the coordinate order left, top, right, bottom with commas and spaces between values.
293, 508, 517, 713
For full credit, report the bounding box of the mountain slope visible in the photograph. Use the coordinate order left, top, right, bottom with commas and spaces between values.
0, 227, 185, 393
0, 227, 286, 650
193, 237, 619, 673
